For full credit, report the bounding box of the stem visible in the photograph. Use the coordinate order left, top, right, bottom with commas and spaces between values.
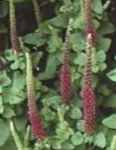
25, 52, 36, 112
57, 107, 64, 122
80, 0, 84, 17
24, 126, 31, 148
9, 0, 20, 54
84, 0, 92, 26
103, 0, 110, 10
32, 0, 41, 26
9, 120, 24, 150
84, 34, 93, 85
63, 18, 72, 53
110, 135, 116, 150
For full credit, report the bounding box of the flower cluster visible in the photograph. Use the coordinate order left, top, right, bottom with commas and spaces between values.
26, 53, 47, 140
81, 34, 96, 134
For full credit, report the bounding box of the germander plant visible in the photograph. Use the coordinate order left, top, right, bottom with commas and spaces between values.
0, 0, 116, 150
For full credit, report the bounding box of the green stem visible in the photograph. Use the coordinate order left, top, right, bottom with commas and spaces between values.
110, 135, 116, 150
32, 0, 41, 26
103, 0, 110, 10
24, 126, 31, 148
9, 120, 24, 150
80, 0, 84, 17
57, 107, 64, 122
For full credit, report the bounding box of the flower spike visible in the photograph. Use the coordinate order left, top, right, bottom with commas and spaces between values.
26, 52, 47, 140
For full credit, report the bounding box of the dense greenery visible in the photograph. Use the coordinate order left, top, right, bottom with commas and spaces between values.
0, 0, 116, 149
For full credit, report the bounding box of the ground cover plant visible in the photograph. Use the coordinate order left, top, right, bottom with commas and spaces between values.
0, 0, 116, 149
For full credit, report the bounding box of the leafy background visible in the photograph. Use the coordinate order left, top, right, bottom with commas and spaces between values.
0, 0, 116, 149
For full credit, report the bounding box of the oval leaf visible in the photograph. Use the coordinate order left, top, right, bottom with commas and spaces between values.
102, 114, 116, 129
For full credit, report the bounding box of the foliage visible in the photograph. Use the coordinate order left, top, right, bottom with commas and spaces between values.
0, 0, 116, 150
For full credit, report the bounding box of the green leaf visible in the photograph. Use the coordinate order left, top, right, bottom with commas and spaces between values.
62, 142, 74, 150
4, 88, 25, 104
14, 118, 26, 132
76, 120, 84, 132
51, 140, 62, 150
0, 138, 16, 150
47, 29, 62, 53
97, 37, 111, 52
3, 106, 15, 118
70, 107, 82, 119
99, 22, 115, 34
3, 72, 26, 104
49, 14, 69, 28
12, 72, 26, 91
94, 132, 106, 148
99, 63, 107, 71
23, 32, 47, 46
42, 95, 61, 109
41, 107, 56, 122
5, 50, 25, 70
56, 121, 73, 142
93, 0, 103, 15
73, 53, 86, 66
102, 114, 116, 129
39, 55, 60, 80
73, 15, 84, 30
71, 132, 83, 146
84, 134, 94, 144
70, 33, 85, 51
0, 119, 10, 146
0, 71, 11, 87
93, 19, 100, 29
107, 69, 116, 82
96, 50, 106, 63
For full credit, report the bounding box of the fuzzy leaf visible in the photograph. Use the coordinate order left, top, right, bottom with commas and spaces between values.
70, 33, 85, 51
107, 69, 116, 82
96, 51, 106, 63
71, 132, 83, 146
49, 14, 69, 28
94, 132, 106, 148
102, 114, 116, 129
97, 37, 111, 52
23, 33, 47, 47
39, 55, 60, 80
73, 53, 86, 66
70, 107, 82, 119
93, 0, 103, 15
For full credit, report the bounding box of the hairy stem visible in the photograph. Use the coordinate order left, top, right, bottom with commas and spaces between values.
9, 0, 20, 54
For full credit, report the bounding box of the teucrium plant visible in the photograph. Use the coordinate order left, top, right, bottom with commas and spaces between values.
81, 33, 96, 134
59, 19, 73, 104
26, 52, 47, 140
0, 0, 115, 149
